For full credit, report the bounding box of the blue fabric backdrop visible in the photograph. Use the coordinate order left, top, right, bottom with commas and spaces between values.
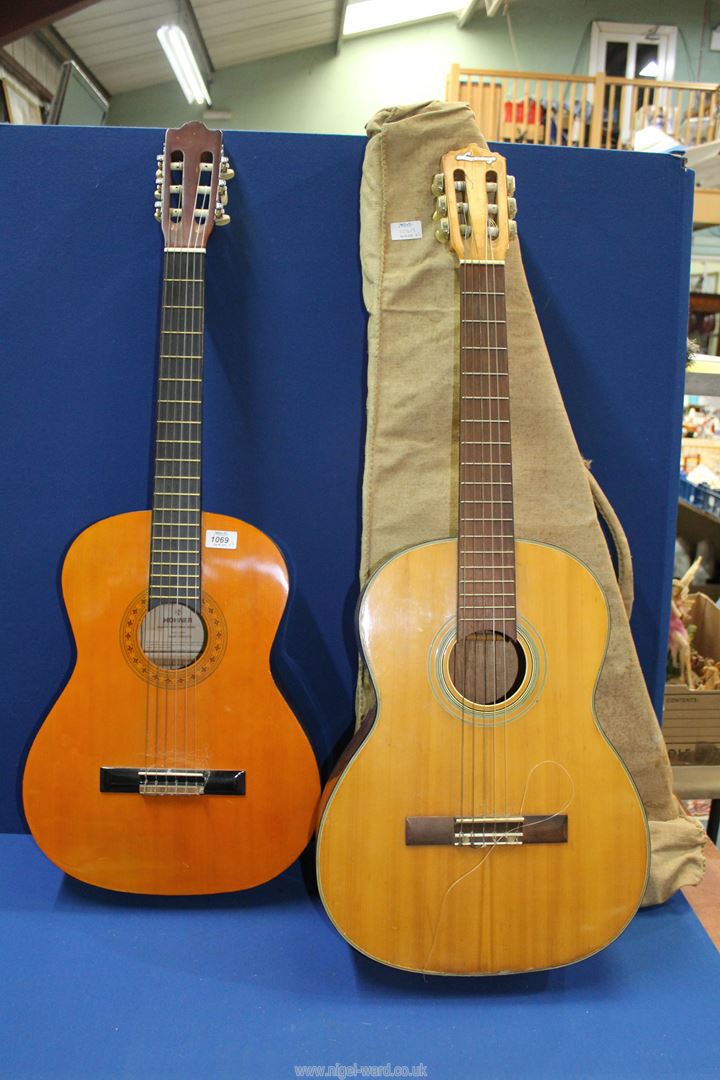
0, 127, 691, 834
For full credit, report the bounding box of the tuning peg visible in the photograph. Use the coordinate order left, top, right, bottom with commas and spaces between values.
214, 207, 231, 226
220, 156, 235, 180
154, 207, 162, 221
154, 186, 162, 200
509, 220, 518, 238
218, 180, 228, 207
506, 175, 516, 197
435, 218, 450, 243
432, 194, 448, 220
431, 173, 445, 196
456, 201, 469, 217
507, 197, 517, 219
155, 167, 164, 180
454, 180, 466, 193
487, 225, 499, 240
460, 224, 472, 237
487, 203, 498, 217
486, 181, 498, 195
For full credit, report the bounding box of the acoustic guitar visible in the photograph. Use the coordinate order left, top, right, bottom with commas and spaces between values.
23, 122, 320, 894
316, 144, 649, 974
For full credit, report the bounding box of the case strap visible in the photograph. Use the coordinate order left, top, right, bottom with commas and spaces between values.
585, 464, 634, 618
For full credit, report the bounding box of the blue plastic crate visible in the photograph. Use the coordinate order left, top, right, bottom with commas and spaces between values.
679, 473, 720, 517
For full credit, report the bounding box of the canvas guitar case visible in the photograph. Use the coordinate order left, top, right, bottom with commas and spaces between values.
355, 101, 705, 905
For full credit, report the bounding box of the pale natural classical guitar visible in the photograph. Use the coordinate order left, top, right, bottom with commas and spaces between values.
23, 123, 319, 894
316, 145, 649, 974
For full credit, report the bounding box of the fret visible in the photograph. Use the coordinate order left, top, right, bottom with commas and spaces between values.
164, 304, 204, 310
152, 572, 200, 579
461, 553, 513, 560
161, 329, 203, 335
462, 319, 506, 324
149, 593, 200, 600
461, 346, 508, 351
463, 395, 509, 400
463, 419, 510, 424
459, 605, 516, 610
463, 290, 504, 296
159, 377, 203, 382
462, 591, 516, 596
165, 277, 204, 283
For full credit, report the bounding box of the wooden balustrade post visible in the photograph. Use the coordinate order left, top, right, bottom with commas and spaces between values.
447, 63, 462, 102
588, 73, 605, 147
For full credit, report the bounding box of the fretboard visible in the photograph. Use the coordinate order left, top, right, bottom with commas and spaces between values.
457, 262, 517, 641
149, 249, 206, 612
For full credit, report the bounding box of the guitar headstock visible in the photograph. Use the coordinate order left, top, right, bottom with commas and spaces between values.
153, 121, 235, 247
432, 143, 517, 263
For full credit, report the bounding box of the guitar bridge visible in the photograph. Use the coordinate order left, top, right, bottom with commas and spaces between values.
405, 814, 567, 846
100, 767, 245, 796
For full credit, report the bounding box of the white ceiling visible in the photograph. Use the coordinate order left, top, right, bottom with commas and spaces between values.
55, 0, 341, 95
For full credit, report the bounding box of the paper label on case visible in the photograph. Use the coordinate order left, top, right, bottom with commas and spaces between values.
390, 220, 423, 241
205, 529, 237, 550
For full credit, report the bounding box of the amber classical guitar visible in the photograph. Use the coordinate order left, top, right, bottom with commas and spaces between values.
316, 145, 649, 974
23, 123, 320, 894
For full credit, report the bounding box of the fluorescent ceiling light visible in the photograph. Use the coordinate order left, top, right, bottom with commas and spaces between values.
157, 24, 211, 105
638, 59, 659, 78
343, 0, 460, 38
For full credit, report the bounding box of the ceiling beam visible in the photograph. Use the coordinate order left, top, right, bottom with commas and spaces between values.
335, 0, 349, 55
0, 1, 102, 47
182, 0, 214, 76
35, 24, 109, 102
458, 0, 482, 29
0, 46, 53, 101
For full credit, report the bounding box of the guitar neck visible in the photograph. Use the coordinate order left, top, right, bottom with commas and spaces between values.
457, 261, 517, 642
149, 248, 206, 612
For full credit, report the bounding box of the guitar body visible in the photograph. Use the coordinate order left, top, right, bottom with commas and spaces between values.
317, 538, 649, 974
24, 509, 320, 894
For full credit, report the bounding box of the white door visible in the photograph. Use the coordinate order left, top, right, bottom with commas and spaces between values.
590, 22, 678, 143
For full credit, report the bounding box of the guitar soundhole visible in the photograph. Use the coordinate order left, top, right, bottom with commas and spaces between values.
449, 632, 526, 706
139, 603, 207, 670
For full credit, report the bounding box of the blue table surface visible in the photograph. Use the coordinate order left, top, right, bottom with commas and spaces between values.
1, 834, 718, 1080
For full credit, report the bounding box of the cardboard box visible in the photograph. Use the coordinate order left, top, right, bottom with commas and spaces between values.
663, 593, 720, 765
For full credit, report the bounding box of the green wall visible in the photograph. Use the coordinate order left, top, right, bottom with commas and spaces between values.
108, 1, 720, 133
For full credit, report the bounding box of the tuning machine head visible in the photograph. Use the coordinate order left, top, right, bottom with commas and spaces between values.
431, 173, 445, 197
220, 155, 235, 181
214, 206, 231, 227
506, 174, 516, 197
435, 217, 450, 243
432, 194, 448, 221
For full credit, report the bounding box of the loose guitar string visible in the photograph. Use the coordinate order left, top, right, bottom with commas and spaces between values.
423, 760, 575, 970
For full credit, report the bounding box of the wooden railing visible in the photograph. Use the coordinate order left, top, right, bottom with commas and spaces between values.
447, 64, 720, 151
